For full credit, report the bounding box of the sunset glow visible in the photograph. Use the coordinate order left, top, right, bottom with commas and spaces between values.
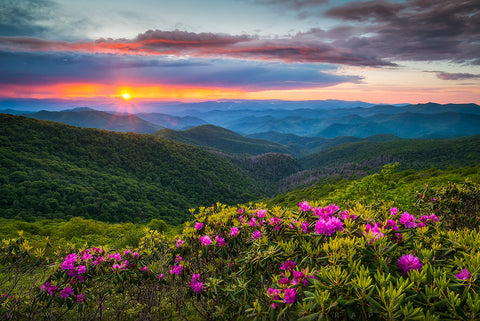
0, 0, 478, 106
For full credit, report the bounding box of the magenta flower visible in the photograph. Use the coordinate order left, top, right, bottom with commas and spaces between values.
363, 223, 385, 243
314, 216, 343, 236
301, 221, 310, 233
176, 238, 184, 248
59, 286, 74, 299
40, 282, 57, 296
390, 207, 398, 216
169, 264, 183, 275
141, 266, 148, 272
112, 263, 121, 270
399, 212, 417, 228
200, 235, 212, 246
230, 226, 239, 236
77, 265, 86, 275
61, 253, 78, 271
340, 210, 357, 221
256, 209, 267, 218
455, 268, 470, 280
175, 255, 183, 263
215, 235, 226, 247
76, 293, 85, 303
267, 288, 280, 300
132, 252, 139, 258
249, 217, 258, 227
397, 254, 422, 275
238, 208, 245, 214
299, 201, 312, 212
280, 260, 296, 272
109, 253, 122, 261
158, 274, 164, 279
314, 204, 340, 219
283, 288, 297, 304
189, 274, 204, 293
194, 222, 204, 231
124, 250, 131, 255
252, 230, 262, 240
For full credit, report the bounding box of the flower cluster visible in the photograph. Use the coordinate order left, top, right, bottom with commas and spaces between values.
397, 254, 423, 275
189, 274, 204, 293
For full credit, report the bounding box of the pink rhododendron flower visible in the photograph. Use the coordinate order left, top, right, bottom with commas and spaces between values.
76, 293, 85, 303
301, 221, 310, 233
158, 274, 164, 279
112, 264, 121, 270
230, 226, 239, 236
176, 238, 184, 248
456, 268, 470, 280
390, 207, 398, 216
169, 264, 183, 275
363, 223, 385, 243
189, 274, 204, 293
299, 201, 312, 212
314, 204, 340, 219
314, 216, 343, 236
340, 210, 357, 221
397, 254, 422, 275
194, 222, 204, 231
256, 209, 267, 218
141, 266, 148, 272
77, 265, 86, 275
384, 220, 399, 231
215, 235, 226, 247
280, 260, 296, 272
61, 253, 78, 270
252, 230, 262, 240
238, 208, 244, 214
124, 250, 131, 255
40, 282, 57, 296
59, 286, 74, 299
109, 253, 122, 261
249, 217, 258, 227
132, 252, 139, 258
200, 235, 212, 246
399, 212, 417, 228
175, 255, 183, 263
283, 288, 297, 304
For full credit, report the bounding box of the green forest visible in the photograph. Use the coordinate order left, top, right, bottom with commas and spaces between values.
1, 113, 480, 320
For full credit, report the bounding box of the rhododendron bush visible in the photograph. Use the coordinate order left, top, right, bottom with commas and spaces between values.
1, 197, 480, 320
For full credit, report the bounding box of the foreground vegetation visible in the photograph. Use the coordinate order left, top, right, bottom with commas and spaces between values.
1, 172, 480, 320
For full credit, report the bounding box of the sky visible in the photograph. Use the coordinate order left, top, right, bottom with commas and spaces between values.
0, 0, 479, 106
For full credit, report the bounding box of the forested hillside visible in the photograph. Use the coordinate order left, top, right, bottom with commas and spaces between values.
0, 114, 262, 224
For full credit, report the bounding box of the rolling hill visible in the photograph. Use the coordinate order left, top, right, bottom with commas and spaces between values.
0, 114, 265, 224
152, 124, 295, 156
22, 110, 162, 133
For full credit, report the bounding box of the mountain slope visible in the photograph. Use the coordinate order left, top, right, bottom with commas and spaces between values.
152, 124, 294, 156
136, 112, 207, 130
300, 136, 480, 171
23, 110, 162, 133
0, 114, 263, 224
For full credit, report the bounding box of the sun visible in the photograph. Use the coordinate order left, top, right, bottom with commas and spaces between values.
121, 93, 131, 100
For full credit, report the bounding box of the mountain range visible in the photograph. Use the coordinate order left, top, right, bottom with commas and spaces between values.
1, 100, 479, 138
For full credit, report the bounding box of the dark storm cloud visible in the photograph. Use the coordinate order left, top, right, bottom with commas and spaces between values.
325, 0, 480, 64
0, 51, 361, 90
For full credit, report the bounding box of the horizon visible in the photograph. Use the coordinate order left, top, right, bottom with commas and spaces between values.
1, 0, 479, 107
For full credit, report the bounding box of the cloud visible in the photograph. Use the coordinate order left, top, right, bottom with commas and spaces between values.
0, 28, 394, 67
324, 0, 480, 64
435, 72, 480, 81
0, 51, 361, 91
0, 0, 57, 37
